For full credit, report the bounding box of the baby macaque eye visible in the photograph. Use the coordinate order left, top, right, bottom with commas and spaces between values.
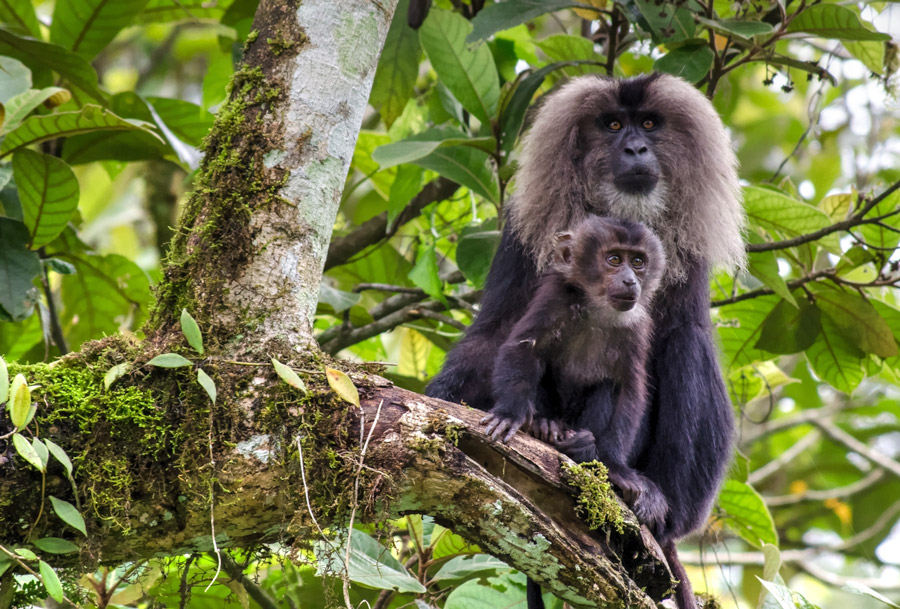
632, 256, 645, 268
607, 254, 622, 265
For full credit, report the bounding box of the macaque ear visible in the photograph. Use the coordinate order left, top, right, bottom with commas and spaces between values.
555, 232, 574, 265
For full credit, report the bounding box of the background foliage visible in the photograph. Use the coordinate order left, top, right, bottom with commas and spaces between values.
1, 0, 899, 607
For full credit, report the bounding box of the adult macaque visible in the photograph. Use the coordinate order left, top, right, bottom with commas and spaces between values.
428, 74, 745, 609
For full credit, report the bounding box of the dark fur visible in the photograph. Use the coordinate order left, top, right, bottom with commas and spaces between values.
483, 217, 668, 531
426, 74, 743, 609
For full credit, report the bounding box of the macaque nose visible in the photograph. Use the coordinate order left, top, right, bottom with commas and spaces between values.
624, 143, 649, 156
623, 277, 636, 287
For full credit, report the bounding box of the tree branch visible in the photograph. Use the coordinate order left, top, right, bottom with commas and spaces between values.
813, 420, 900, 481
325, 177, 460, 271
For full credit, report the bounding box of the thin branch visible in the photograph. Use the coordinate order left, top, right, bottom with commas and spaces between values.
813, 420, 900, 481
747, 180, 900, 254
711, 269, 832, 307
738, 402, 848, 448
219, 553, 280, 609
318, 291, 481, 354
747, 430, 821, 485
764, 468, 885, 507
410, 310, 468, 331
325, 178, 460, 271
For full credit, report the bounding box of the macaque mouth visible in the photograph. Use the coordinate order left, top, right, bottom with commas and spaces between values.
609, 294, 638, 311
614, 169, 659, 195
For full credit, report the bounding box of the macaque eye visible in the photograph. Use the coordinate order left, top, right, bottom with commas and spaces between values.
641, 119, 655, 130
607, 254, 622, 265
632, 256, 645, 268
607, 120, 623, 131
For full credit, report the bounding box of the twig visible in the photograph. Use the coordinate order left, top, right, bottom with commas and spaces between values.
747, 180, 900, 253
205, 409, 221, 592
813, 420, 900, 480
410, 310, 468, 331
764, 468, 885, 507
738, 402, 848, 448
747, 430, 821, 485
325, 178, 460, 271
39, 249, 68, 355
219, 553, 280, 609
295, 434, 330, 545
343, 400, 384, 609
179, 554, 197, 609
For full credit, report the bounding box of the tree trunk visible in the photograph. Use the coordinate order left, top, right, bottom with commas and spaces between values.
1, 1, 675, 606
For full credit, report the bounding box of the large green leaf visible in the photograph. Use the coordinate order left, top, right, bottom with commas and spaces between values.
432, 554, 508, 582
747, 249, 796, 307
0, 218, 40, 321
811, 284, 897, 358
718, 479, 778, 548
717, 295, 779, 368
369, 0, 419, 128
468, 0, 580, 42
57, 252, 151, 350
0, 29, 105, 102
0, 313, 42, 359
373, 132, 495, 169
859, 189, 900, 251
632, 0, 696, 42
315, 529, 426, 593
48, 496, 86, 535
755, 297, 821, 355
536, 34, 604, 78
0, 88, 70, 136
653, 43, 714, 84
414, 144, 498, 202
787, 4, 890, 42
50, 0, 151, 59
1, 105, 159, 157
805, 314, 866, 394
419, 9, 500, 125
744, 186, 834, 244
408, 242, 444, 304
12, 149, 80, 249
0, 56, 30, 103
62, 93, 169, 164
0, 0, 41, 37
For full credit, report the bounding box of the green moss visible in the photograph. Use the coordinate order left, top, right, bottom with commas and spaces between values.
561, 461, 624, 533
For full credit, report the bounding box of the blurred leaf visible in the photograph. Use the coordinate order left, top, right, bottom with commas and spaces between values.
408, 242, 444, 303
0, 56, 31, 103
374, 131, 494, 169
13, 432, 44, 471
39, 560, 64, 602
318, 283, 361, 315
755, 297, 820, 354
138, 0, 227, 23
430, 523, 480, 559
146, 96, 215, 147
0, 29, 105, 103
57, 252, 150, 350
316, 528, 426, 593
811, 284, 897, 358
0, 218, 41, 321
272, 358, 308, 394
499, 63, 561, 153
180, 308, 204, 355
387, 164, 423, 225
0, 354, 6, 403
396, 328, 431, 378
414, 144, 498, 202
859, 190, 900, 252
49, 496, 86, 535
197, 368, 216, 404
468, 0, 577, 42
326, 367, 360, 407
536, 34, 603, 78
202, 51, 234, 111
805, 314, 865, 394
695, 17, 773, 39
0, 313, 42, 359
842, 582, 900, 608
419, 9, 500, 125
33, 537, 79, 554
1, 88, 69, 135
50, 0, 151, 58
445, 576, 524, 608
787, 5, 890, 42
370, 0, 419, 128
147, 353, 193, 368
433, 554, 508, 582
12, 149, 80, 248
456, 226, 500, 288
1, 105, 159, 157
718, 480, 778, 547
103, 362, 130, 390
0, 0, 40, 37
843, 41, 885, 75
654, 43, 714, 84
